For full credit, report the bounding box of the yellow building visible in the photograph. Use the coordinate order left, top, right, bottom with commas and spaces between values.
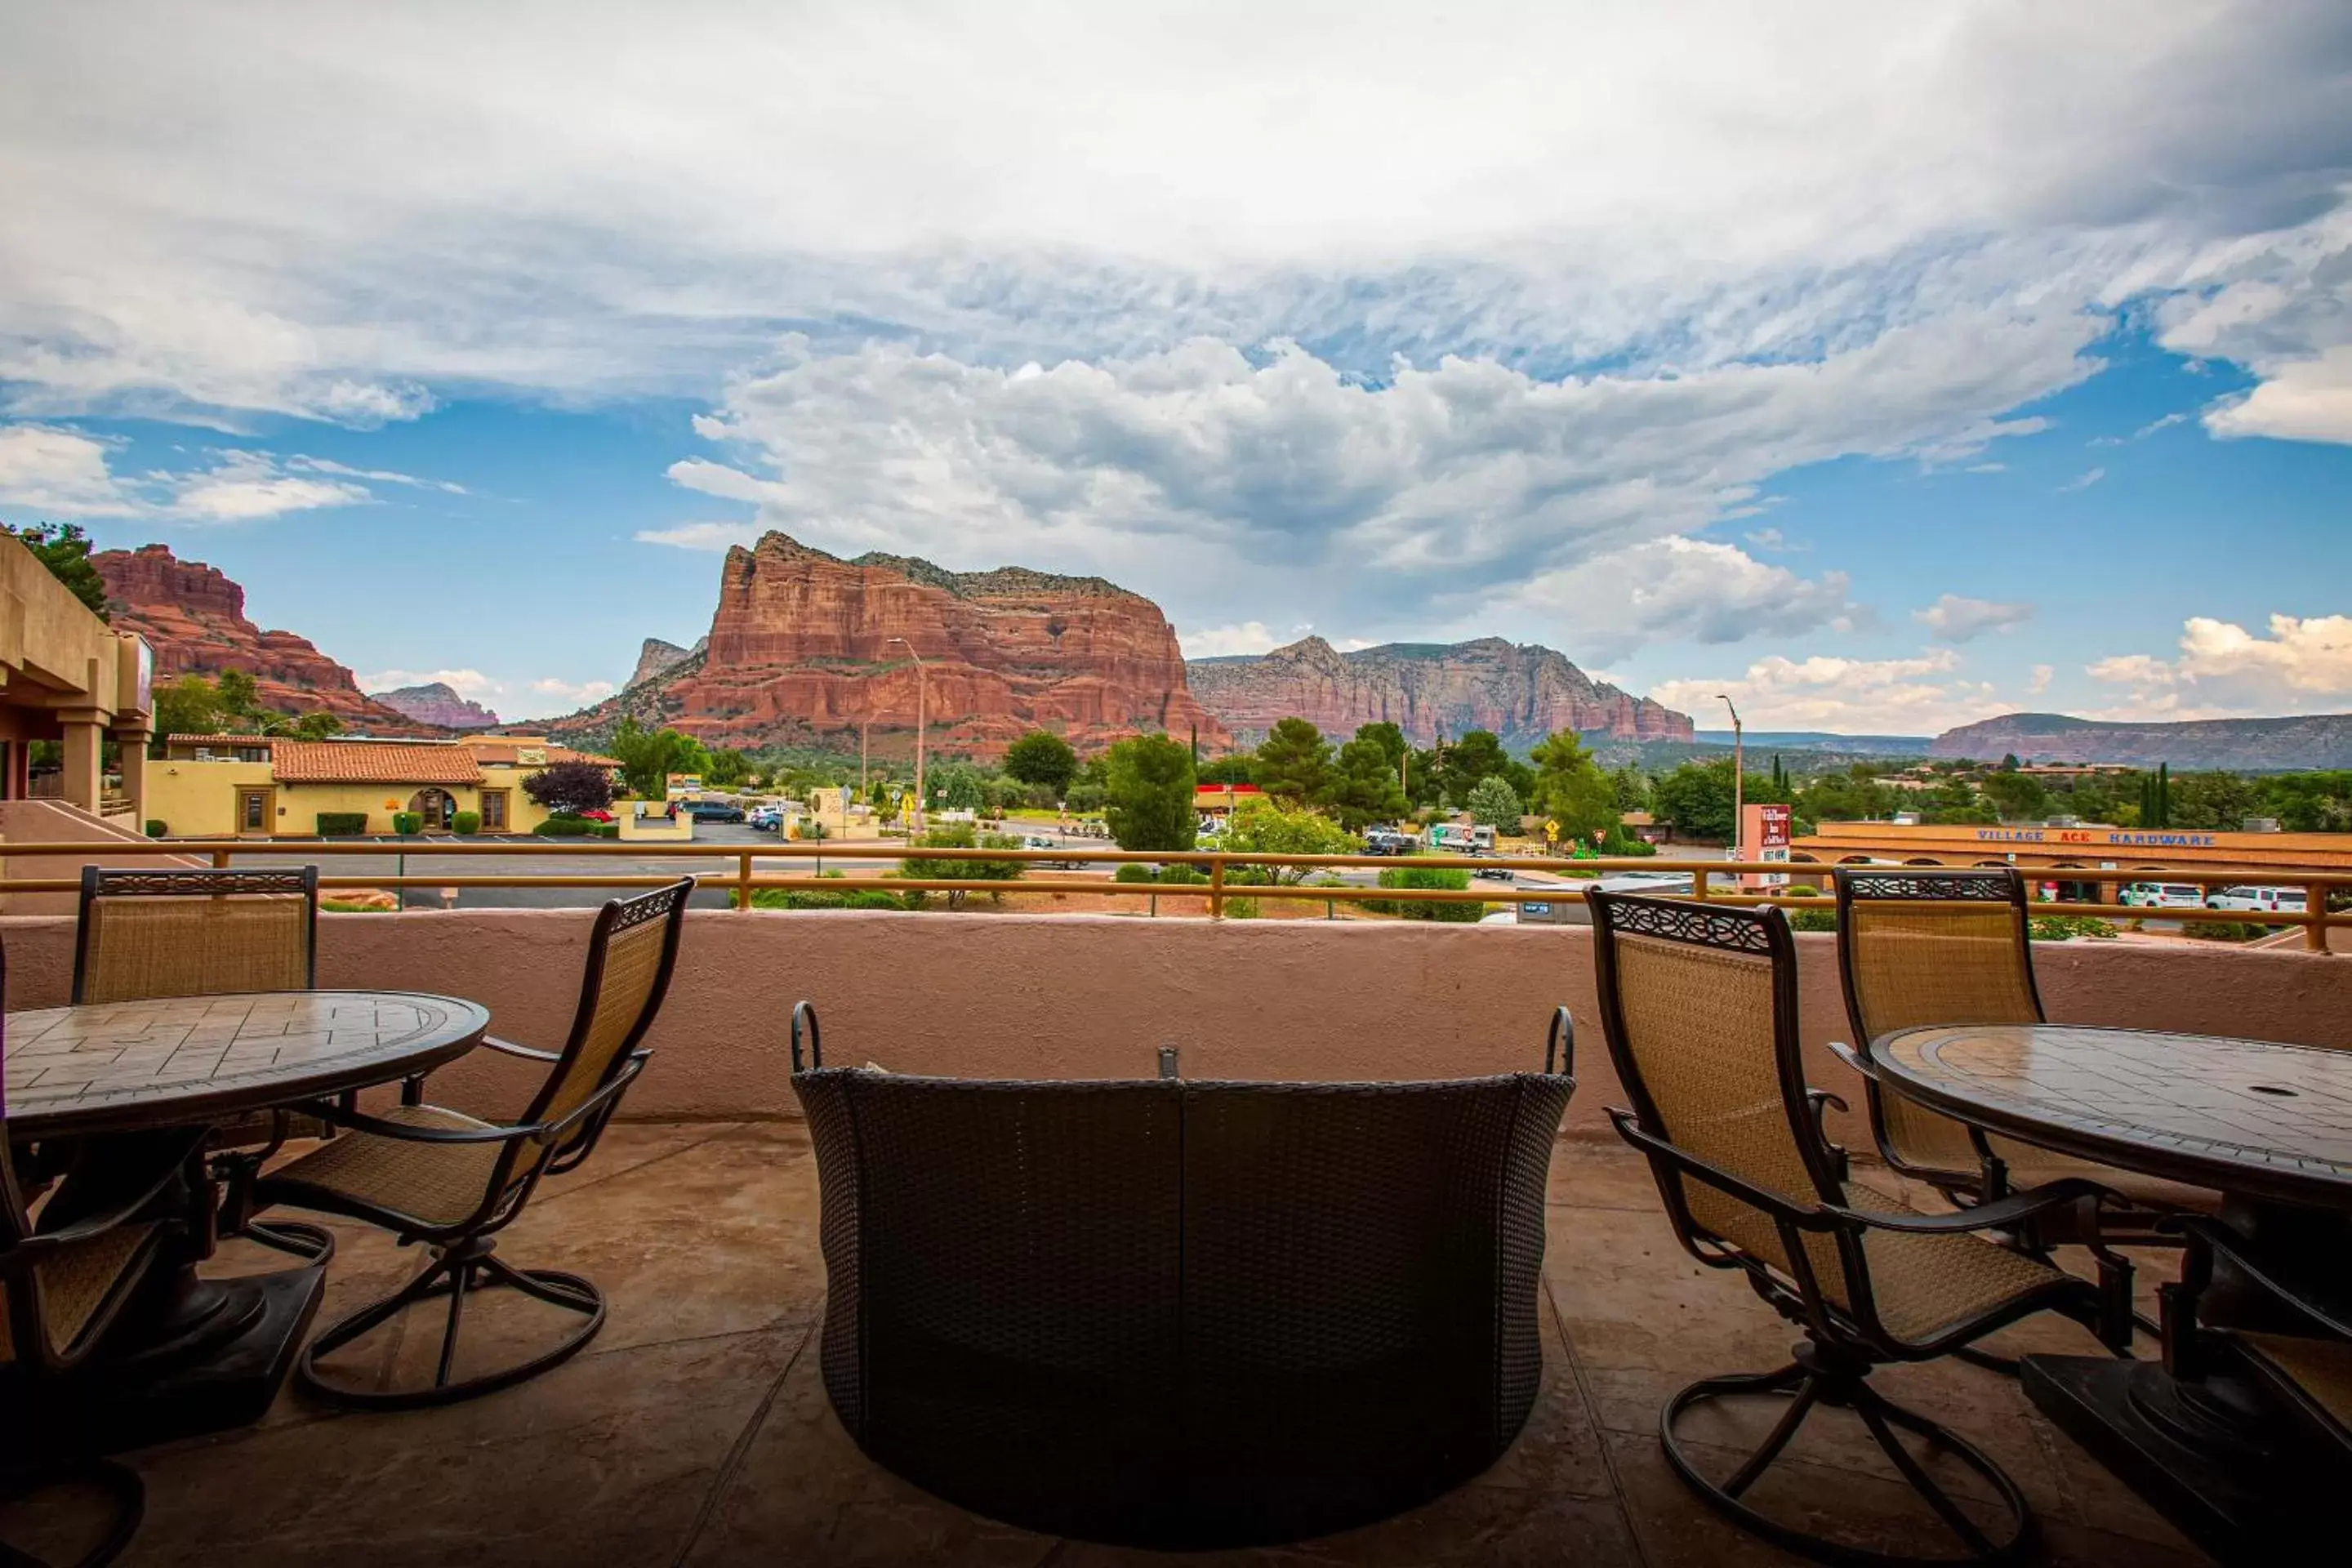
0, 532, 156, 821
148, 733, 620, 837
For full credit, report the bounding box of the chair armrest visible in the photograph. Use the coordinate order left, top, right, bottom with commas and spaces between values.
2174, 1216, 2352, 1339
1826, 1040, 1878, 1081
15, 1126, 207, 1256
1804, 1088, 1851, 1180
1607, 1107, 1836, 1230
293, 1101, 537, 1146
1824, 1177, 2110, 1235
1544, 1006, 1574, 1077
479, 1036, 563, 1064
791, 1000, 822, 1072
528, 1053, 649, 1147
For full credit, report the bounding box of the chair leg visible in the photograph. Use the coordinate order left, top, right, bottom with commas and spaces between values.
0, 1456, 144, 1568
296, 1239, 604, 1411
234, 1218, 336, 1264
1661, 1349, 2035, 1567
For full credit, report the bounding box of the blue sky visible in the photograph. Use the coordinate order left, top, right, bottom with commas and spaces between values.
3, 3, 2349, 731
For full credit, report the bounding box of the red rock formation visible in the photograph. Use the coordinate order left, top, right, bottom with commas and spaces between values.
1187, 636, 1694, 748
372, 681, 501, 729
557, 532, 1227, 755
93, 545, 421, 729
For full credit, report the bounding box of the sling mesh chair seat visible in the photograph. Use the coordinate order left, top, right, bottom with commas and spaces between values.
1830, 867, 2221, 1227
73, 865, 337, 1263
252, 879, 690, 1409
790, 1004, 1577, 1550
2, 942, 199, 1567
1588, 889, 2133, 1567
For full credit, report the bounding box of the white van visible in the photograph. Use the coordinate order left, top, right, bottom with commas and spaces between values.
2204, 885, 2308, 915
2119, 883, 2206, 911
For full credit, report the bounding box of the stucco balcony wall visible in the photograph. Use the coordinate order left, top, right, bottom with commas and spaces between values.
3, 911, 2345, 1139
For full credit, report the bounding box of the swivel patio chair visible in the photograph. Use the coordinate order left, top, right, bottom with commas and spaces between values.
2, 942, 200, 1567
73, 865, 336, 1263
1829, 866, 2220, 1239
789, 1002, 1577, 1548
252, 878, 689, 1409
1588, 889, 2133, 1566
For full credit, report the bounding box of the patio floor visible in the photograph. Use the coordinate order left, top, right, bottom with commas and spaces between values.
73, 1124, 2208, 1566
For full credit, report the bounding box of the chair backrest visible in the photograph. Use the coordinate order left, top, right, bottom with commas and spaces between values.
73, 866, 318, 1004
517, 879, 693, 1143
1833, 868, 2042, 1176
1587, 890, 1842, 1285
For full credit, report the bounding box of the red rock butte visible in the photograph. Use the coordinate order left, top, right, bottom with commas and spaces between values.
560, 532, 1228, 756
92, 544, 417, 729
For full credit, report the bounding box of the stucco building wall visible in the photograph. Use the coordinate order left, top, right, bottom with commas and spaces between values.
3, 911, 2345, 1140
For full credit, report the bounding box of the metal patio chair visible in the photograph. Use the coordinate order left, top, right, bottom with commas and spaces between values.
73, 865, 336, 1263
1588, 889, 2132, 1566
252, 878, 689, 1409
2, 940, 199, 1567
1829, 866, 2220, 1236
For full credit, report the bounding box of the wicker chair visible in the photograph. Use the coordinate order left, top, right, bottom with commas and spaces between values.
1829, 866, 2220, 1234
251, 879, 690, 1409
2, 942, 198, 1567
790, 1003, 1577, 1549
1588, 889, 2132, 1566
72, 864, 336, 1264
2160, 1215, 2352, 1465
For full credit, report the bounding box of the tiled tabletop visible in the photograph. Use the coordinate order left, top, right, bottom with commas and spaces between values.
1878, 1022, 2352, 1204
4, 990, 488, 1138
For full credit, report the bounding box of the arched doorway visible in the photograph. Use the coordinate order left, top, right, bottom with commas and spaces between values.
408, 787, 457, 831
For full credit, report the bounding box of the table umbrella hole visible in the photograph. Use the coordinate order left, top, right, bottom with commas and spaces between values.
2247, 1084, 2300, 1097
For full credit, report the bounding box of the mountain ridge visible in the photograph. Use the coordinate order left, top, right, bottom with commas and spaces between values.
1931, 711, 2352, 770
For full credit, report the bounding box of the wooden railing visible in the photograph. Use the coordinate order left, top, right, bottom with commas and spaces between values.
0, 839, 2342, 952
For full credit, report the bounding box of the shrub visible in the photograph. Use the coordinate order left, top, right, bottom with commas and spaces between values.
390, 811, 423, 835
533, 814, 593, 837
595, 822, 620, 839
1156, 863, 1207, 886
753, 884, 906, 911
1367, 863, 1483, 922
523, 759, 617, 817
320, 898, 392, 914
1112, 863, 1156, 884
899, 824, 1025, 908
145, 819, 167, 838
1223, 896, 1262, 919
1788, 908, 1839, 933
2181, 919, 2269, 943
452, 810, 482, 835
316, 811, 368, 835
2030, 914, 2121, 942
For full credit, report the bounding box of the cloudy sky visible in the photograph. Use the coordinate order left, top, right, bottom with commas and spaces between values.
2, 2, 2348, 731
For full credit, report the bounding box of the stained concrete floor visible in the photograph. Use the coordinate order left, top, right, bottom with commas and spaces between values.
65, 1125, 2210, 1566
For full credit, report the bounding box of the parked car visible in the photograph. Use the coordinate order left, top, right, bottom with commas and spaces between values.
2204, 884, 2308, 915
684, 800, 746, 824
577, 808, 616, 823
2119, 882, 2205, 911
1362, 828, 1415, 856
748, 806, 783, 831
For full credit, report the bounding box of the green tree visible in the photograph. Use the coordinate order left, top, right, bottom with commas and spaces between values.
1352, 722, 1408, 772
1464, 774, 1523, 830
942, 769, 986, 811
1979, 770, 2049, 823
1609, 764, 1652, 812
1220, 796, 1358, 882
5, 522, 109, 617
216, 670, 261, 721
1403, 746, 1446, 809
898, 823, 1025, 910
1004, 729, 1079, 795
1315, 735, 1410, 830
1434, 730, 1512, 808
2167, 769, 2258, 831
292, 711, 344, 742
703, 747, 754, 789
1368, 863, 1484, 922
1526, 731, 1619, 844
523, 760, 617, 817
1652, 759, 1737, 842
1254, 718, 1332, 802
608, 718, 706, 799
150, 675, 224, 748
1103, 733, 1196, 851
1197, 755, 1255, 786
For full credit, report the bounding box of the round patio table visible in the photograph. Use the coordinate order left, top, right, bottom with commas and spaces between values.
1873, 1022, 2352, 1561
4, 989, 489, 1446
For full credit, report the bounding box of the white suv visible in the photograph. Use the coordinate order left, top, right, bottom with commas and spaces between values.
2119, 883, 2206, 911
2204, 885, 2308, 915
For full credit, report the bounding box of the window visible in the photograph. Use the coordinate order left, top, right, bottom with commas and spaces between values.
481, 790, 507, 830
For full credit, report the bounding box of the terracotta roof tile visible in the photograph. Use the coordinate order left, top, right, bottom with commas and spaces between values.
269, 742, 483, 786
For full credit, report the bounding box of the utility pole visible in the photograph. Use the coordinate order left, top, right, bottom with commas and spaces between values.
1717, 695, 1743, 866
886, 636, 927, 833
859, 719, 869, 795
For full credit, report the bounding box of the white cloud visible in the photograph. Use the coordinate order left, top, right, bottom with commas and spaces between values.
2202, 345, 2352, 444
1490, 537, 1859, 664
2087, 613, 2352, 717
1180, 622, 1305, 658
2157, 203, 2352, 447
2028, 663, 2054, 695
527, 676, 616, 711
1914, 593, 2035, 642
1743, 527, 1803, 552
1653, 649, 2010, 735
634, 520, 763, 552
2135, 411, 2189, 438
287, 456, 466, 494
2056, 466, 2106, 492
0, 424, 136, 515
164, 450, 371, 522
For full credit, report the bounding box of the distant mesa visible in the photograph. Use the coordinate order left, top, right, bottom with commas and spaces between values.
1931, 711, 2352, 771
371, 681, 501, 730
93, 544, 421, 730
550, 530, 1227, 756
1187, 635, 1693, 750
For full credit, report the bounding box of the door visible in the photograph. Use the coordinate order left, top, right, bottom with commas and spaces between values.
235, 786, 274, 836
480, 789, 508, 831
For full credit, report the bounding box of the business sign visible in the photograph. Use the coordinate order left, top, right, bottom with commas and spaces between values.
1973, 827, 2218, 849
1742, 803, 1793, 889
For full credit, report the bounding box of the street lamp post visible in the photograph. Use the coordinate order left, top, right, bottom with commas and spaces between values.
886, 636, 927, 833
1717, 694, 1743, 869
